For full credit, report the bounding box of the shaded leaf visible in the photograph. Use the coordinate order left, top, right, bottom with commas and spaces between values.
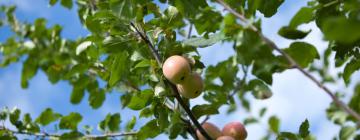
60, 0, 73, 9
278, 26, 311, 39
9, 108, 20, 125
299, 119, 310, 138
283, 42, 320, 68
258, 0, 285, 17
192, 104, 219, 119
108, 113, 121, 132
343, 59, 360, 84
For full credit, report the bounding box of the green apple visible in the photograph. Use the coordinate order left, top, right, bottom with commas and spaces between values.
176, 73, 203, 99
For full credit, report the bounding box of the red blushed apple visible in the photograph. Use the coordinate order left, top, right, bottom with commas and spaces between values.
162, 55, 191, 84
222, 122, 247, 140
176, 73, 203, 99
196, 122, 222, 140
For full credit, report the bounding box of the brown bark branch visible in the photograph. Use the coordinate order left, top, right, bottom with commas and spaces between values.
130, 22, 212, 140
216, 0, 360, 125
0, 127, 136, 138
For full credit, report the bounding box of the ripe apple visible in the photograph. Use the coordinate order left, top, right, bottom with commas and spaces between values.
217, 136, 235, 140
162, 55, 191, 84
222, 122, 247, 140
176, 73, 204, 99
196, 122, 222, 140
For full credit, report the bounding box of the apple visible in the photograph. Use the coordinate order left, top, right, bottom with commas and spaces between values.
217, 136, 235, 140
222, 122, 247, 140
176, 73, 204, 99
196, 122, 222, 140
162, 55, 191, 84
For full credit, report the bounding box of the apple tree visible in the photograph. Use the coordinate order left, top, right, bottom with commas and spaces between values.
0, 0, 360, 139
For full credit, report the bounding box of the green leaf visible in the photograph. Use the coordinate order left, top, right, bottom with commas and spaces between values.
59, 112, 82, 130
60, 0, 73, 9
191, 104, 219, 118
35, 108, 62, 126
126, 116, 136, 131
127, 89, 153, 110
9, 108, 20, 125
60, 131, 84, 139
21, 58, 38, 89
23, 113, 32, 124
0, 109, 7, 121
289, 7, 314, 28
76, 41, 92, 55
277, 132, 299, 140
168, 122, 184, 139
182, 33, 227, 48
49, 0, 58, 6
343, 59, 360, 84
283, 42, 320, 68
98, 113, 111, 132
322, 17, 360, 44
137, 119, 161, 140
248, 79, 273, 100
278, 26, 311, 39
349, 84, 360, 115
257, 0, 285, 17
339, 126, 356, 140
299, 119, 310, 138
134, 59, 151, 68
108, 113, 121, 132
269, 116, 280, 134
170, 0, 207, 18
243, 117, 258, 125
259, 108, 267, 117
109, 52, 129, 87
70, 86, 85, 104
88, 88, 105, 109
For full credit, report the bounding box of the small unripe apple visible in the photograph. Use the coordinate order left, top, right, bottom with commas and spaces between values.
196, 122, 222, 140
162, 55, 191, 84
217, 136, 235, 140
222, 122, 247, 140
176, 73, 203, 98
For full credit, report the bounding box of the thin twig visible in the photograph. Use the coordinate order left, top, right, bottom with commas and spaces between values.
201, 115, 210, 125
216, 0, 360, 125
229, 65, 248, 98
130, 22, 212, 140
187, 24, 193, 39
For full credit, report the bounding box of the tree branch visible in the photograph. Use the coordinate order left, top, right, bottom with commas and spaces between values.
130, 22, 212, 140
216, 0, 360, 125
0, 127, 136, 138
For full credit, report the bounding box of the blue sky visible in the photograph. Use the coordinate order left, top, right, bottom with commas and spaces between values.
0, 0, 357, 139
